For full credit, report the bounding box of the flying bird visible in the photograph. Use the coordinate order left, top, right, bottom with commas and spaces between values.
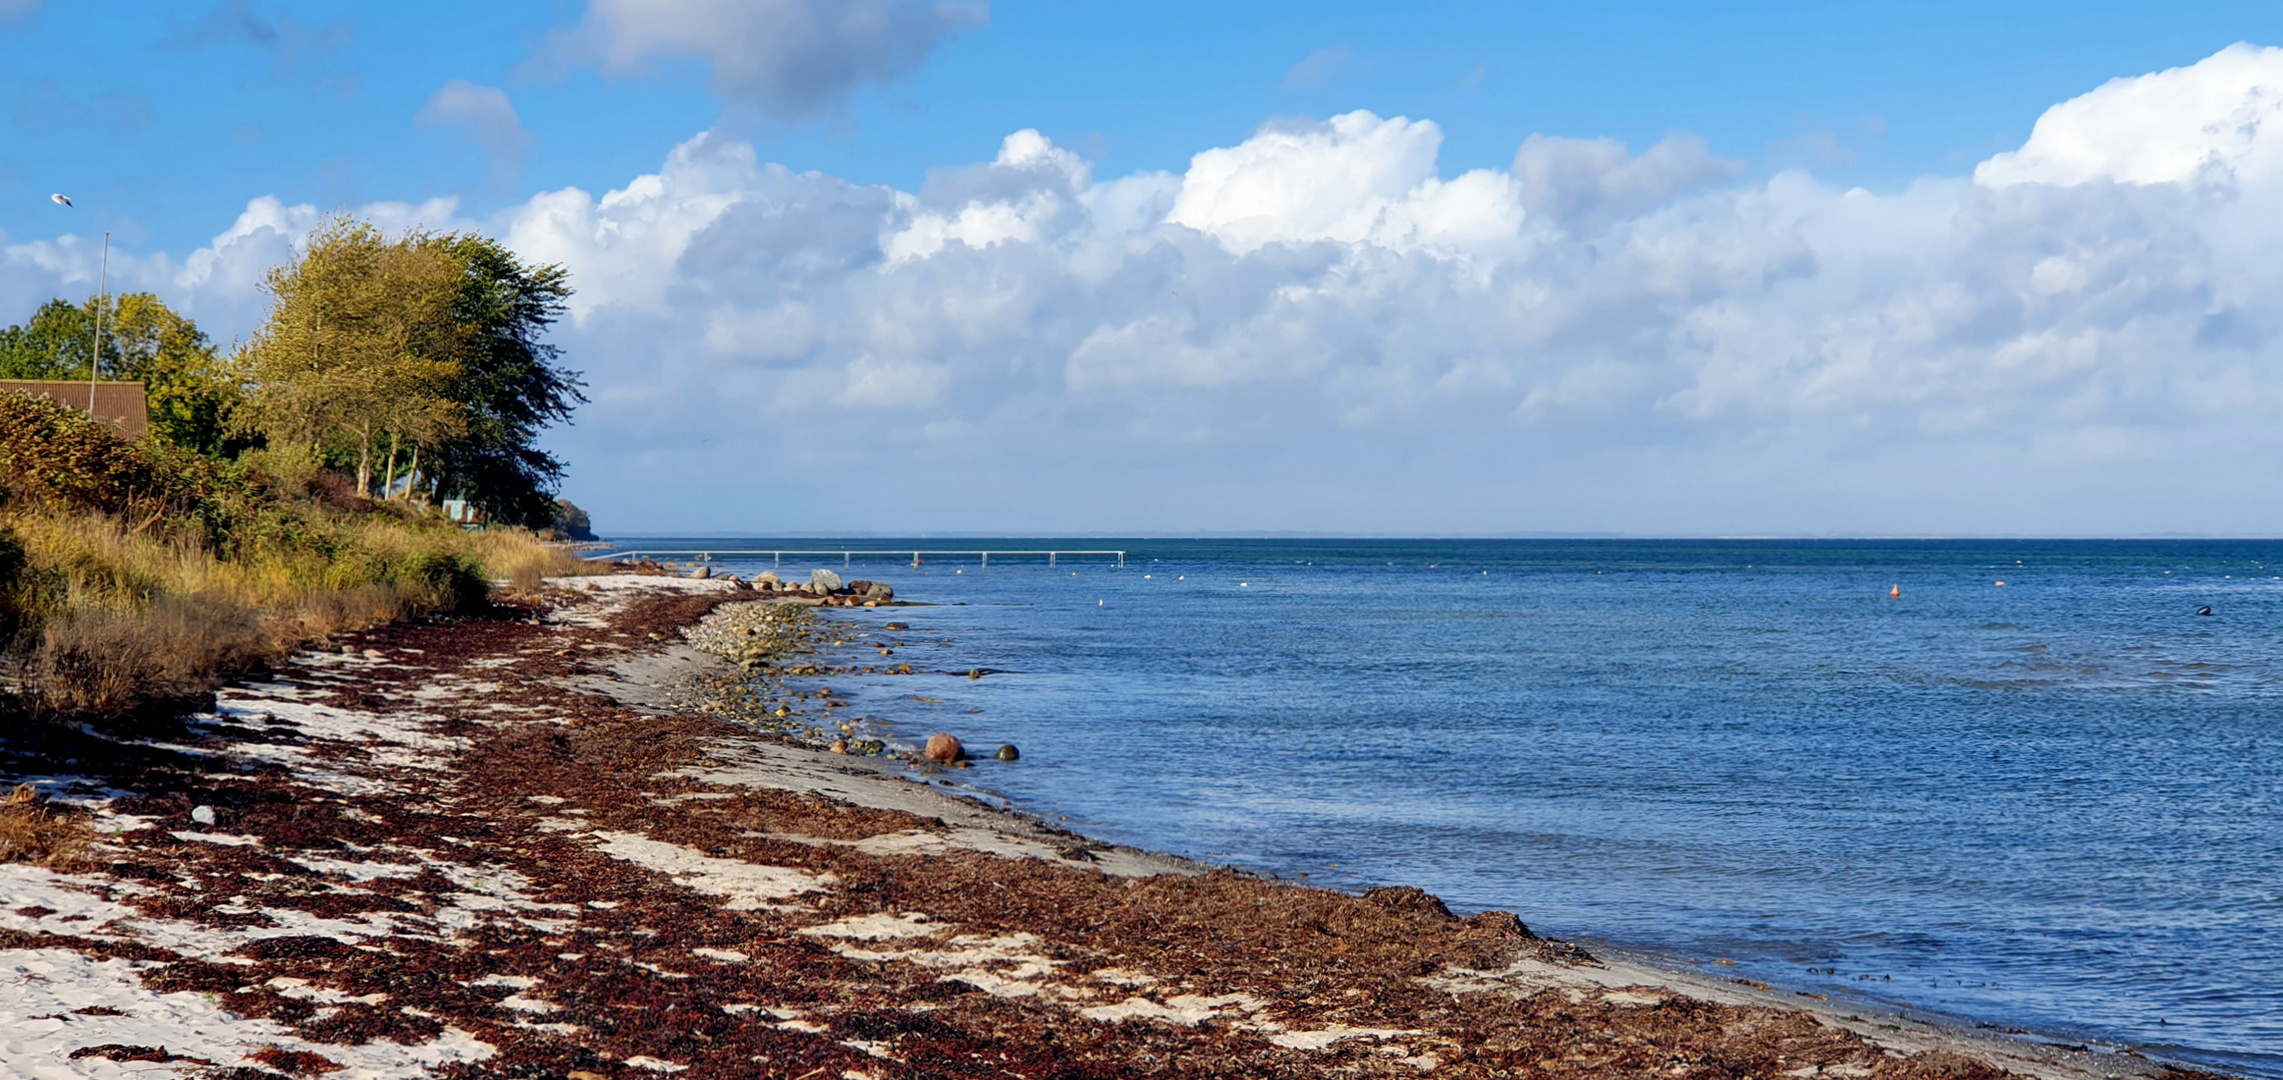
50, 194, 71, 207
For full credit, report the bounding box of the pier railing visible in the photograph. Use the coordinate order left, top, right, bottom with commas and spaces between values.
585, 549, 1126, 569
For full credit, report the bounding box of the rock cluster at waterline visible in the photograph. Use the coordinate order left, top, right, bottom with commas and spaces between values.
673, 602, 891, 755
742, 570, 894, 606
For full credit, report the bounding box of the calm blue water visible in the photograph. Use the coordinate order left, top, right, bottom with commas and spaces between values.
618, 538, 2282, 1075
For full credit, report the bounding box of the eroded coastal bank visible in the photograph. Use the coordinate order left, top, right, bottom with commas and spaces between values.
0, 573, 2227, 1079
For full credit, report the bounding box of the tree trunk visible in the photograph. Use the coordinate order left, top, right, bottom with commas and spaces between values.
382, 433, 401, 499
407, 444, 422, 505
356, 421, 372, 498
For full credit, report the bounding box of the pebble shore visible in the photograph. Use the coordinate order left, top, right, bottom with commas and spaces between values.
670, 599, 894, 756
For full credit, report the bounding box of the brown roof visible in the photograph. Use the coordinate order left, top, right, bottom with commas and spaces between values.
0, 380, 149, 438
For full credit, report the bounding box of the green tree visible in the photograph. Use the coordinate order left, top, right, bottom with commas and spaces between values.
108, 294, 241, 455
0, 298, 101, 379
0, 294, 241, 455
418, 233, 585, 528
230, 217, 581, 518
234, 217, 470, 498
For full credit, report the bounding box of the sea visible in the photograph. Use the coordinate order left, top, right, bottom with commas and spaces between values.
608, 537, 2282, 1076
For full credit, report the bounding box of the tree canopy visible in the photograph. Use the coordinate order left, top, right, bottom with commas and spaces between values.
232, 216, 583, 526
422, 233, 585, 529
236, 218, 469, 499
0, 293, 238, 455
0, 298, 95, 380
0, 217, 581, 527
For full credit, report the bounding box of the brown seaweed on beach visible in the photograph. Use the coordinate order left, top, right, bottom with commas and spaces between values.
0, 578, 2227, 1080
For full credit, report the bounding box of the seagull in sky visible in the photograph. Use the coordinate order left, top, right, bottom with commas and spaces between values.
50, 194, 71, 207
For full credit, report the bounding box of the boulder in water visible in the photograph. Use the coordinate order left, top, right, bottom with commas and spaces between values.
811, 569, 843, 593
924, 732, 965, 763
994, 744, 1020, 762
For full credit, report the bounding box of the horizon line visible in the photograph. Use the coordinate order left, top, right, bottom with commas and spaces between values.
593, 531, 2283, 542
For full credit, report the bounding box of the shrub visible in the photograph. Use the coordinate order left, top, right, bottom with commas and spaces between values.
0, 392, 207, 520
0, 394, 589, 722
24, 596, 264, 716
390, 549, 489, 612
506, 561, 547, 595
0, 783, 96, 870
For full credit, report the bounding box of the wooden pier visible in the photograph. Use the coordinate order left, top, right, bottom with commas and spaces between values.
586, 549, 1126, 569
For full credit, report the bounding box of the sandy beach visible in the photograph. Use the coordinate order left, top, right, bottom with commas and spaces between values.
0, 574, 2226, 1079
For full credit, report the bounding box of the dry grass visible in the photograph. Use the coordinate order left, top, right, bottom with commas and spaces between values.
475, 529, 587, 590
0, 390, 598, 719
2, 507, 589, 718
24, 596, 265, 714
0, 782, 96, 870
504, 561, 548, 595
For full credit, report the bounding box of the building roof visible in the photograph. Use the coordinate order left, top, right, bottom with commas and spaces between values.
0, 380, 149, 438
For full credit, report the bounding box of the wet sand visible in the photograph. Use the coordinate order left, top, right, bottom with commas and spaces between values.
0, 575, 2227, 1079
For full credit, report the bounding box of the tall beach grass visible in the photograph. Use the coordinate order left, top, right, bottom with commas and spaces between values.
0, 392, 589, 720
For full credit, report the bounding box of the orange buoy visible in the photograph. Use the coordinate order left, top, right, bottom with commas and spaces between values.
1995, 581, 2006, 587
1890, 584, 1900, 598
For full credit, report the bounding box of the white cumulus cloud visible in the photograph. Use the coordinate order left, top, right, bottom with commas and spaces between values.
1166, 111, 1523, 255
439, 75, 2283, 533
13, 45, 2283, 535
1, 195, 470, 346
1976, 42, 2283, 187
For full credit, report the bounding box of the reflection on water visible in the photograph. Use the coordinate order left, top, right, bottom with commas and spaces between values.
618, 538, 2283, 1077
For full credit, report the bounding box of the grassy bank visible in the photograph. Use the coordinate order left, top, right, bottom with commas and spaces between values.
0, 391, 584, 721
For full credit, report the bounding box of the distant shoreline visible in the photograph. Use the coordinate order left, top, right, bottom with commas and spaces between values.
596, 533, 2283, 544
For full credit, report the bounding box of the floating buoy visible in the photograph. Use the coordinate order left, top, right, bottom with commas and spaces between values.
1890, 584, 1900, 598
1995, 581, 2006, 587
2196, 605, 2213, 616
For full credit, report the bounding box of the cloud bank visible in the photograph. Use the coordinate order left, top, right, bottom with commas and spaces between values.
10, 43, 2283, 534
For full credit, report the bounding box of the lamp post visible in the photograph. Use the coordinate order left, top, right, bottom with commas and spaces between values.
88, 231, 108, 416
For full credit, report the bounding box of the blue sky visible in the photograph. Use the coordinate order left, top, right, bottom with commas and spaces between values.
10, 1, 2281, 250
6, 2, 2283, 535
